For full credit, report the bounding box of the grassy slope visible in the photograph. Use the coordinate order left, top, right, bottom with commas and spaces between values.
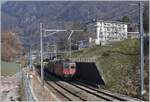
1, 61, 21, 76
70, 39, 149, 100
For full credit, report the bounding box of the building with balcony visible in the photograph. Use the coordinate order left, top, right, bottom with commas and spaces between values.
87, 20, 128, 45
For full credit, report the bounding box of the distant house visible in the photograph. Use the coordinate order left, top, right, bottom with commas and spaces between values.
127, 24, 139, 39
87, 20, 138, 45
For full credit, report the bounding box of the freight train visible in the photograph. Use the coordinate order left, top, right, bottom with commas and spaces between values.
46, 59, 76, 79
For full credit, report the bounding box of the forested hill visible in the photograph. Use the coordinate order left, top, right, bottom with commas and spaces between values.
1, 1, 147, 48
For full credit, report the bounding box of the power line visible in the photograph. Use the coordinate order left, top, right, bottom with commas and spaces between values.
110, 8, 138, 21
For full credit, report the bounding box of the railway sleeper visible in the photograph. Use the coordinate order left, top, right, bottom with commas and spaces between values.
47, 81, 83, 101
69, 82, 120, 101
58, 81, 107, 101
74, 81, 140, 101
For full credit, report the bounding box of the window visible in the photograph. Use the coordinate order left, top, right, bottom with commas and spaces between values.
64, 63, 69, 68
107, 28, 110, 31
71, 65, 75, 69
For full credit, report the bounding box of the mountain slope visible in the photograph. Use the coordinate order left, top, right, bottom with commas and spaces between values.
1, 1, 140, 48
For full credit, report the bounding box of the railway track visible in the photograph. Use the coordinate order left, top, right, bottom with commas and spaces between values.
69, 81, 128, 101
44, 71, 138, 101
46, 81, 86, 101
36, 68, 86, 101
53, 80, 112, 101
36, 68, 73, 101
36, 67, 140, 101
39, 70, 100, 101
71, 80, 140, 101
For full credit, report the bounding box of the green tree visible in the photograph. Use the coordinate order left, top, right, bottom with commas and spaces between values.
120, 16, 131, 23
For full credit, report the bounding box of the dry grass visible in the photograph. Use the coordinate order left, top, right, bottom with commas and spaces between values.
70, 39, 149, 100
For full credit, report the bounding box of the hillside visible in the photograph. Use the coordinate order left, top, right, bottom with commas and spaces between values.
2, 1, 140, 48
69, 39, 149, 100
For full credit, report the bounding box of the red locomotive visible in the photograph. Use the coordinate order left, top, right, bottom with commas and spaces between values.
47, 59, 76, 79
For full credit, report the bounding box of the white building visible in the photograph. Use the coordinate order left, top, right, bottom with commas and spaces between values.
87, 20, 128, 45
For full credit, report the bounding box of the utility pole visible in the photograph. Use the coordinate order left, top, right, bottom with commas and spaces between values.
29, 47, 32, 69
68, 30, 74, 60
139, 1, 145, 97
47, 42, 49, 52
67, 30, 83, 60
88, 10, 90, 22
43, 29, 83, 61
40, 22, 44, 86
128, 2, 145, 98
29, 32, 32, 69
54, 44, 57, 60
69, 38, 71, 60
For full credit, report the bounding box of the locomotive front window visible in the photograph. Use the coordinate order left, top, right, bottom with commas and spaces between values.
70, 65, 75, 69
64, 63, 69, 68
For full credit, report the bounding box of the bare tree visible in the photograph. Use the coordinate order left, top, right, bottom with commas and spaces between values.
1, 32, 23, 61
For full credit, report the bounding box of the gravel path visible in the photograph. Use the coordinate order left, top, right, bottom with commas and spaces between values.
0, 72, 22, 101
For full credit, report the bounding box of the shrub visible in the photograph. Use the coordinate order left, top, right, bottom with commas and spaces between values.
102, 51, 110, 57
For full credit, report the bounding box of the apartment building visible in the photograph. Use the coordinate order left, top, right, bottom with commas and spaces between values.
87, 20, 128, 45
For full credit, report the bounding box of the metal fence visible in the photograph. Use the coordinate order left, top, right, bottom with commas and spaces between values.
22, 71, 38, 101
